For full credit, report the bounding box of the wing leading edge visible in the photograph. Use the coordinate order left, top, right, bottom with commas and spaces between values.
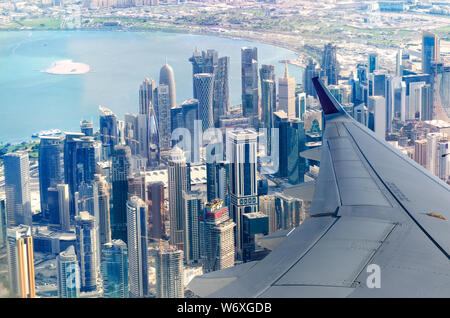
188, 78, 450, 298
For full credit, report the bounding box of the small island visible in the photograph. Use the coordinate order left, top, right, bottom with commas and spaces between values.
44, 59, 90, 75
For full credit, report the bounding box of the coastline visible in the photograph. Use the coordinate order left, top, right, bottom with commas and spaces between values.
0, 26, 312, 65
0, 28, 306, 145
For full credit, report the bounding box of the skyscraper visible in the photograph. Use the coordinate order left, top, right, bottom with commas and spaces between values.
127, 173, 146, 202
155, 244, 184, 298
156, 84, 172, 152
206, 161, 230, 205
80, 120, 94, 137
159, 62, 176, 108
38, 135, 64, 220
57, 245, 80, 298
260, 64, 276, 132
7, 225, 35, 298
75, 211, 98, 292
278, 63, 296, 118
179, 99, 200, 163
146, 181, 166, 242
194, 73, 214, 131
63, 132, 85, 218
368, 96, 387, 140
201, 199, 235, 273
47, 184, 70, 231
259, 195, 276, 234
189, 49, 230, 126
138, 77, 160, 167
426, 133, 444, 176
139, 77, 157, 116
241, 47, 259, 122
274, 193, 304, 231
124, 113, 139, 156
94, 174, 111, 246
414, 139, 428, 168
260, 77, 275, 155
437, 139, 449, 182
322, 43, 339, 85
296, 92, 307, 120
368, 52, 378, 74
64, 134, 97, 219
99, 106, 119, 159
111, 145, 132, 243
369, 72, 387, 97
0, 199, 6, 248
242, 212, 269, 262
4, 151, 32, 227
304, 59, 320, 98
422, 31, 439, 75
126, 196, 149, 298
101, 239, 129, 298
182, 190, 202, 265
275, 116, 307, 184
214, 56, 230, 125
226, 128, 259, 259
168, 147, 189, 251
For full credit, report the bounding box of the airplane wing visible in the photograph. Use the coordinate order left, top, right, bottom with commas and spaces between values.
188, 77, 450, 298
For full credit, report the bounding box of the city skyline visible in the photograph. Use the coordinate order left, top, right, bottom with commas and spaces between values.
0, 1, 449, 300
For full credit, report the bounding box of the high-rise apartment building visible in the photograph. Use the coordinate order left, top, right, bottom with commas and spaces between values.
80, 120, 94, 137
4, 151, 32, 227
274, 193, 304, 231
226, 128, 259, 259
201, 199, 235, 273
155, 244, 184, 298
0, 199, 6, 248
242, 212, 269, 262
422, 31, 439, 75
259, 195, 276, 234
322, 43, 339, 85
99, 106, 119, 159
369, 52, 378, 74
146, 181, 166, 242
206, 161, 230, 205
75, 211, 98, 292
126, 196, 149, 298
7, 225, 35, 298
38, 135, 64, 220
274, 113, 307, 184
101, 239, 129, 298
156, 84, 172, 152
57, 245, 80, 298
94, 174, 111, 246
47, 184, 70, 231
414, 139, 428, 168
168, 147, 189, 251
426, 132, 443, 175
111, 145, 132, 243
437, 139, 449, 182
368, 96, 387, 140
241, 47, 259, 122
182, 190, 202, 265
63, 132, 85, 217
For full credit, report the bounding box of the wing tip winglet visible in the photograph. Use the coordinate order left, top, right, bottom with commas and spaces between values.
312, 77, 344, 115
